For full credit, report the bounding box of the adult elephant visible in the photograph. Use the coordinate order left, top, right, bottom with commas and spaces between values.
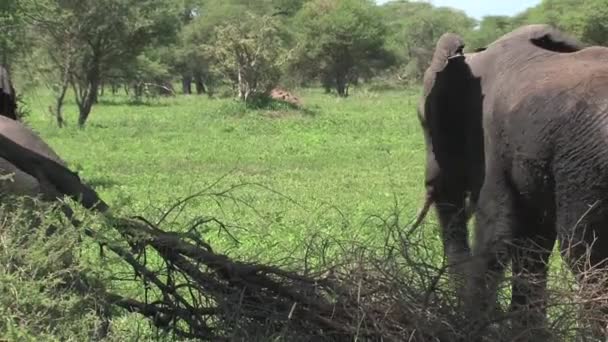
0, 65, 18, 120
414, 24, 608, 338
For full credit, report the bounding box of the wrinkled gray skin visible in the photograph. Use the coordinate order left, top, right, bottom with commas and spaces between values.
418, 24, 608, 338
0, 115, 108, 213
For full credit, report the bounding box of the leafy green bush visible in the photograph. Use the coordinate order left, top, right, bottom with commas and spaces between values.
0, 198, 109, 341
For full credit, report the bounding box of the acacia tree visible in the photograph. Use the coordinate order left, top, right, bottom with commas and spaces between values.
292, 0, 389, 97
205, 13, 286, 103
23, 0, 178, 127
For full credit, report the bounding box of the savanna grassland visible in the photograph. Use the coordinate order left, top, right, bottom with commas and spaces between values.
2, 86, 584, 341
21, 86, 440, 262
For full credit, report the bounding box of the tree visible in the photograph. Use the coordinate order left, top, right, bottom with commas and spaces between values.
380, 1, 476, 82
23, 0, 179, 127
173, 0, 292, 96
467, 16, 515, 50
272, 0, 308, 16
521, 0, 608, 46
292, 0, 390, 97
0, 0, 28, 70
204, 13, 287, 102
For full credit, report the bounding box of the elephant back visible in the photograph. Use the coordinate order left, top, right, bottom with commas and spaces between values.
0, 116, 66, 167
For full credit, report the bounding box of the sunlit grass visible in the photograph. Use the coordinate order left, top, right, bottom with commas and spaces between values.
20, 86, 434, 261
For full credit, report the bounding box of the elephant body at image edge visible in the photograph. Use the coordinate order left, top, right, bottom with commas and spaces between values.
417, 24, 608, 339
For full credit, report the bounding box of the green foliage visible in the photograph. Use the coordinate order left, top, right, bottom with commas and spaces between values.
0, 199, 107, 341
272, 0, 308, 16
467, 16, 516, 50
10, 0, 608, 112
0, 0, 27, 68
381, 1, 475, 82
292, 0, 390, 96
171, 0, 280, 96
204, 13, 287, 102
519, 0, 608, 45
22, 0, 180, 126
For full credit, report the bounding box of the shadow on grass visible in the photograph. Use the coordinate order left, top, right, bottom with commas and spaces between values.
246, 96, 320, 118
86, 175, 120, 189
96, 98, 172, 108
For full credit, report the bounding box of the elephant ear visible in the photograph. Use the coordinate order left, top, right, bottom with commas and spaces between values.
423, 33, 467, 96
430, 33, 465, 68
529, 31, 583, 53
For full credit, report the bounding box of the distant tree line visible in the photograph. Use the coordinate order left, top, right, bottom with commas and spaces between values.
1, 0, 607, 127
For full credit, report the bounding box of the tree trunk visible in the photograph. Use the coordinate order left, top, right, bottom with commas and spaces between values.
77, 81, 98, 128
182, 75, 192, 94
237, 66, 246, 101
53, 79, 69, 128
194, 75, 206, 94
335, 72, 348, 97
321, 73, 333, 94
73, 64, 101, 128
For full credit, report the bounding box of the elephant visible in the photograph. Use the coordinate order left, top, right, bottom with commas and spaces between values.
414, 24, 608, 338
0, 65, 18, 120
0, 114, 108, 214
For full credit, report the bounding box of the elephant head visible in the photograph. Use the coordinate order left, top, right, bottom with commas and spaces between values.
0, 66, 18, 120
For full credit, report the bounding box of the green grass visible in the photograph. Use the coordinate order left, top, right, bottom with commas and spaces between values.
10, 86, 585, 340
20, 86, 436, 261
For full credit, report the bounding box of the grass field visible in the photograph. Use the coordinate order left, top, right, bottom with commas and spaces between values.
7, 86, 588, 341
20, 86, 438, 261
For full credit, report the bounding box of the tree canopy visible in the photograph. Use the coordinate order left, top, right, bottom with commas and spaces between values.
3, 0, 608, 125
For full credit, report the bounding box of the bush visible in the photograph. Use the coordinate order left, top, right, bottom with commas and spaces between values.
0, 198, 108, 341
205, 13, 287, 103
2, 189, 607, 341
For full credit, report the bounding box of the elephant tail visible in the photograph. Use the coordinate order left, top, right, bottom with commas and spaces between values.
410, 193, 433, 230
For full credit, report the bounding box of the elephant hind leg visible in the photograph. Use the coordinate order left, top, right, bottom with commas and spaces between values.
509, 221, 556, 341
464, 171, 517, 338
465, 170, 555, 340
